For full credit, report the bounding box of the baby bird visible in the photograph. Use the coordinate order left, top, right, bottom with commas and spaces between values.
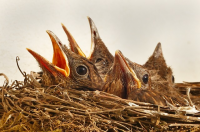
103, 50, 169, 106
27, 30, 103, 91
85, 18, 187, 105
86, 17, 156, 86
87, 17, 114, 79
143, 43, 189, 106
143, 43, 174, 92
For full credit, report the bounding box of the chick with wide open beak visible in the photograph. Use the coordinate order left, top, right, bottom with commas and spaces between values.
26, 48, 68, 78
35, 30, 70, 78
27, 30, 70, 78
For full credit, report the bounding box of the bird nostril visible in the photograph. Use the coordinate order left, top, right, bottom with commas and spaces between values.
93, 31, 96, 36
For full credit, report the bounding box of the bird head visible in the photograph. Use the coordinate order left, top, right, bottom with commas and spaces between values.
27, 30, 103, 91
103, 50, 141, 98
87, 17, 114, 79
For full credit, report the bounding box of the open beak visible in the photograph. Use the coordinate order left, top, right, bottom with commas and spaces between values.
27, 48, 69, 78
61, 23, 86, 57
45, 30, 70, 77
87, 16, 101, 59
115, 50, 141, 89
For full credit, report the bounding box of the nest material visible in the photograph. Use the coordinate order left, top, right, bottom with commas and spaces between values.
0, 72, 200, 132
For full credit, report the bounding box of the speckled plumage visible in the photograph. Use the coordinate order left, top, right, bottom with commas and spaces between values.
144, 43, 174, 87
143, 43, 188, 106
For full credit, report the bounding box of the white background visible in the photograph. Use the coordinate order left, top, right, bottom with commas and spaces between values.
0, 0, 200, 84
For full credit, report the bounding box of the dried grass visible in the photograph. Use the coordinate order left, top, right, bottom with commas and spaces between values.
0, 72, 200, 132
0, 58, 199, 131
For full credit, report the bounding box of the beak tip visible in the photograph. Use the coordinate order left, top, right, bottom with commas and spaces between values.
87, 16, 93, 25
46, 30, 51, 35
26, 48, 31, 53
61, 23, 65, 28
115, 50, 120, 54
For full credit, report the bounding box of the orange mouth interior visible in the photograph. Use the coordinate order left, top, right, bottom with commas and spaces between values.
27, 48, 59, 77
46, 30, 70, 77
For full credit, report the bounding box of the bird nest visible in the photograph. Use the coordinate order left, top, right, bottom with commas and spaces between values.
0, 71, 200, 132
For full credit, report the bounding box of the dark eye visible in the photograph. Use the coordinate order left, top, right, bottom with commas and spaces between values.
142, 74, 148, 84
76, 65, 88, 75
172, 75, 175, 83
96, 58, 103, 63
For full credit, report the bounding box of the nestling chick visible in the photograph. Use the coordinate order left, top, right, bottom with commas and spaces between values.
143, 43, 188, 106
87, 17, 114, 79
27, 30, 103, 91
143, 43, 174, 92
103, 50, 169, 106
